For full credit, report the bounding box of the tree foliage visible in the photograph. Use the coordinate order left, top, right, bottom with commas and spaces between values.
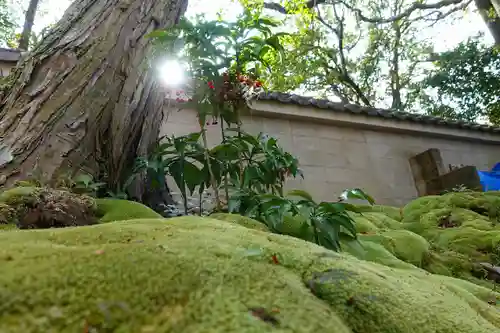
0, 0, 17, 47
415, 37, 500, 124
236, 0, 500, 124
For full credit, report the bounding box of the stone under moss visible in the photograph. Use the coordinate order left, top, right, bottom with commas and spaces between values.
95, 198, 162, 223
354, 204, 403, 221
0, 186, 97, 229
402, 192, 500, 225
1, 217, 500, 332
358, 229, 430, 266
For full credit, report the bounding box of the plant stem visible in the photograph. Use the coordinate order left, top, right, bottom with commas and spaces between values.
234, 102, 244, 188
201, 128, 221, 211
220, 118, 230, 208
199, 190, 203, 216
180, 152, 188, 215
311, 216, 320, 245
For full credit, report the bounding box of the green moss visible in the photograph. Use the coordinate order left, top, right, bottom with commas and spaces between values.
422, 249, 474, 280
1, 217, 500, 332
0, 202, 16, 224
0, 224, 17, 231
342, 239, 416, 270
402, 192, 500, 224
359, 230, 430, 266
359, 212, 403, 230
351, 214, 379, 233
95, 198, 162, 223
0, 186, 38, 204
210, 213, 270, 232
355, 204, 403, 221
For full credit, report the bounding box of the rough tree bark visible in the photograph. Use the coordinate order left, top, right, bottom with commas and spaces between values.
0, 0, 188, 208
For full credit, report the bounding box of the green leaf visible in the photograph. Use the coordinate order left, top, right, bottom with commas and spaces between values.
339, 188, 375, 205
167, 159, 185, 197
73, 174, 93, 187
260, 197, 289, 211
183, 161, 203, 195
287, 189, 315, 203
318, 202, 346, 214
330, 214, 357, 238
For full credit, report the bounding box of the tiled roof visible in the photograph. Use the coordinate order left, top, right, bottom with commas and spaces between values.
0, 47, 20, 62
257, 92, 500, 134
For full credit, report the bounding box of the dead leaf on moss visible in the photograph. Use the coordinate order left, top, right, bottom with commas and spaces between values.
248, 307, 279, 326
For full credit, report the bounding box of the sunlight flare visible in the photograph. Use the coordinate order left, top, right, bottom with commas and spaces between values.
159, 60, 186, 86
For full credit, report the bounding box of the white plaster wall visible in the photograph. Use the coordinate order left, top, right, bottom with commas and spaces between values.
161, 104, 500, 207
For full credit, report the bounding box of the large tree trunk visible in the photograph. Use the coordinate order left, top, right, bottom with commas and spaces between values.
0, 0, 188, 207
18, 0, 41, 50
476, 0, 500, 45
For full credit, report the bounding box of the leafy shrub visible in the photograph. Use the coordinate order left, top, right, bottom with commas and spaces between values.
229, 188, 374, 251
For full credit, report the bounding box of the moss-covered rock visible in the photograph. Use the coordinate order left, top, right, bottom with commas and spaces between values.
351, 214, 379, 233
0, 187, 97, 229
0, 202, 16, 224
210, 213, 270, 232
402, 192, 500, 225
1, 217, 500, 332
358, 229, 430, 266
95, 198, 162, 223
356, 212, 403, 230
354, 204, 403, 221
0, 186, 38, 203
341, 239, 417, 270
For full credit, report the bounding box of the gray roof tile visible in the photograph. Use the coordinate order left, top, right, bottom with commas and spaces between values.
256, 92, 500, 133
0, 48, 20, 62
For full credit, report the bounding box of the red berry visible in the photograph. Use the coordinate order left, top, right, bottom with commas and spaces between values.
255, 81, 262, 87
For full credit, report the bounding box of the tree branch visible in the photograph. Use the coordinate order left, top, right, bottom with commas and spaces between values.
264, 0, 468, 23
408, 0, 472, 25
263, 0, 328, 13
338, 0, 466, 23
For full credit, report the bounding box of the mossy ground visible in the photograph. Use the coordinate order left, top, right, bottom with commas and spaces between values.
3, 189, 500, 331
2, 217, 500, 332
95, 198, 162, 223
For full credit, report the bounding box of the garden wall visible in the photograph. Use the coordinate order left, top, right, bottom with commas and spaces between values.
160, 93, 500, 207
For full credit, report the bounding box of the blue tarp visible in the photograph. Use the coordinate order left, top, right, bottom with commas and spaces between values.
478, 162, 500, 191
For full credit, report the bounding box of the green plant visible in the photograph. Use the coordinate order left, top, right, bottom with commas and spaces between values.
71, 174, 107, 196
229, 187, 374, 252
146, 11, 290, 212
221, 130, 301, 194
133, 132, 207, 215
441, 184, 473, 194
144, 10, 376, 251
